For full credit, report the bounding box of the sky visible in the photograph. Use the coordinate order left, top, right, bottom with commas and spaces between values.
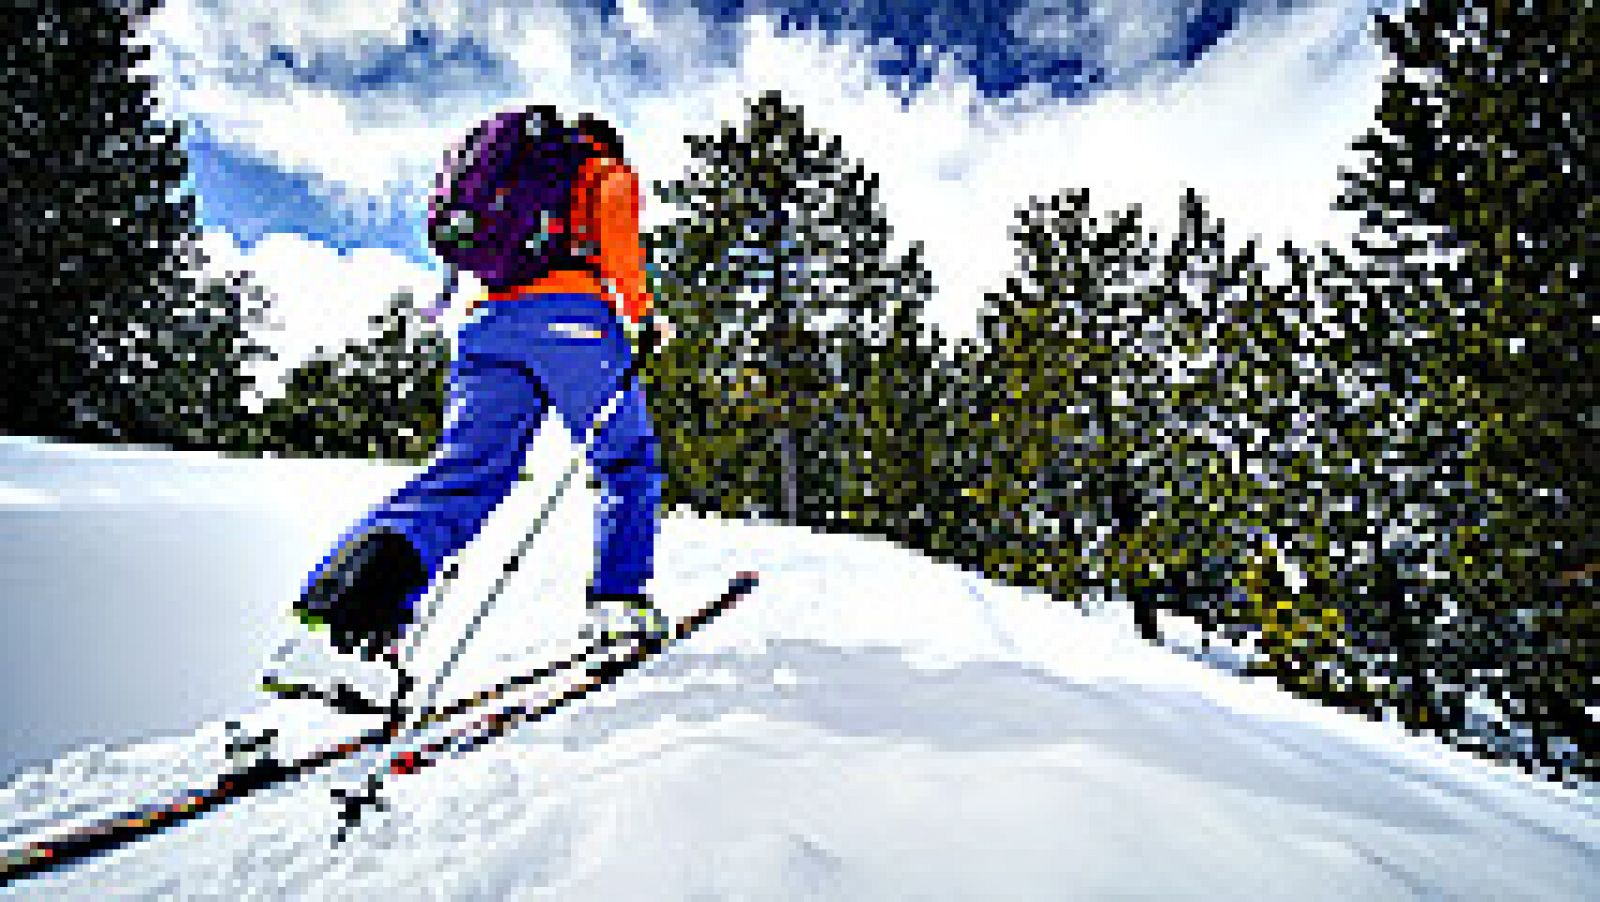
135, 0, 1399, 390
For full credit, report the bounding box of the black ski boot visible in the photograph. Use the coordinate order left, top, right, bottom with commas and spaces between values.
297, 526, 427, 657
263, 527, 428, 713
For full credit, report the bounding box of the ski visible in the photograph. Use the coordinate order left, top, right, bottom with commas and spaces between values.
323, 571, 757, 837
0, 571, 757, 886
386, 570, 757, 779
0, 714, 401, 886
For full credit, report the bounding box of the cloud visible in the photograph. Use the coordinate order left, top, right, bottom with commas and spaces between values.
198, 230, 442, 396
1010, 0, 1201, 80
141, 1, 531, 200
143, 0, 1387, 341
608, 2, 1385, 333
968, 1, 1386, 265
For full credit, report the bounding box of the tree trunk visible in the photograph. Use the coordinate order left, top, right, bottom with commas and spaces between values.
778, 424, 799, 523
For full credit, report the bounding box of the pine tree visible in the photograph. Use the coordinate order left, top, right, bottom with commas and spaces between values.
640, 235, 752, 517
139, 273, 274, 450
972, 189, 1162, 602
1131, 189, 1252, 640
1337, 0, 1596, 778
1, 1, 226, 443
921, 334, 998, 568
833, 241, 949, 539
258, 291, 448, 460
972, 186, 1368, 683
648, 91, 918, 526
1219, 239, 1383, 699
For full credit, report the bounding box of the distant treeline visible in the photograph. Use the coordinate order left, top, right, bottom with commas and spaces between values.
4, 1, 1591, 782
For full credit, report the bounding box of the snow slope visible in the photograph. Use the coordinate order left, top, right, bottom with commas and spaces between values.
1, 438, 1595, 899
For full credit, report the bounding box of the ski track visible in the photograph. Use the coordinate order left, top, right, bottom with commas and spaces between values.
1, 444, 1596, 899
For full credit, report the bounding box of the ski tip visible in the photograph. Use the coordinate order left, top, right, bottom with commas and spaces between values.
733, 570, 759, 587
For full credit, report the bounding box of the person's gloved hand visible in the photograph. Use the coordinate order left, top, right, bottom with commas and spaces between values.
624, 313, 676, 354
649, 313, 676, 350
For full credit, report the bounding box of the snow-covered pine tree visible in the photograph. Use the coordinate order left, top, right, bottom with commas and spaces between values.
919, 333, 999, 569
830, 240, 950, 538
257, 291, 448, 460
1336, 0, 1596, 779
138, 273, 274, 450
1, 1, 262, 446
648, 91, 932, 527
1202, 229, 1381, 698
970, 189, 1160, 603
970, 185, 1362, 675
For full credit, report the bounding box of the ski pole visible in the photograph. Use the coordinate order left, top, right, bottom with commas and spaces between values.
395, 560, 458, 673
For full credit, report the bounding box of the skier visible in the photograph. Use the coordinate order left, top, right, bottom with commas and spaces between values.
267, 106, 675, 711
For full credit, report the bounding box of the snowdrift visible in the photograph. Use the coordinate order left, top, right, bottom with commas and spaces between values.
0, 438, 1594, 899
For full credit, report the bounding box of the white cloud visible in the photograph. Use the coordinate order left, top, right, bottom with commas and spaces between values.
139, 0, 539, 197
1011, 0, 1199, 81
949, 1, 1386, 299
620, 3, 1385, 335
619, 0, 658, 41
144, 1, 1387, 341
198, 230, 442, 397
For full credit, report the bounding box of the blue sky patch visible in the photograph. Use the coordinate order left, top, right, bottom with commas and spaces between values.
185, 121, 432, 265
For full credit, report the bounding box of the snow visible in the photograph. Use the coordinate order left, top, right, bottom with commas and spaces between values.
0, 438, 1595, 899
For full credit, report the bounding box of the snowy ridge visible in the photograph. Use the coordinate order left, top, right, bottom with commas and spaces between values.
0, 436, 413, 513
1, 446, 1595, 898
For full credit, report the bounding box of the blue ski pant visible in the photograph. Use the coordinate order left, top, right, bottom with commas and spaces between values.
309, 293, 663, 613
